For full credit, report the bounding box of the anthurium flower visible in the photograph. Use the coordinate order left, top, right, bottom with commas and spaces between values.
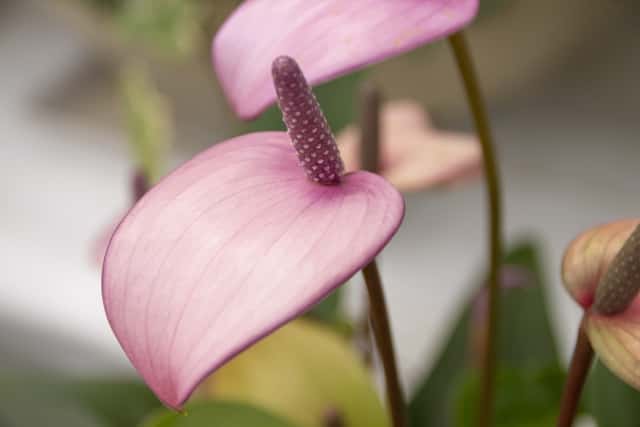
200, 320, 390, 427
562, 219, 640, 389
102, 56, 404, 409
337, 100, 481, 192
213, 0, 479, 119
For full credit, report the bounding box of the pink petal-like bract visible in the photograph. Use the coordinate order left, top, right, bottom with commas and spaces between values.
213, 0, 479, 119
562, 219, 639, 309
562, 219, 640, 390
102, 135, 403, 408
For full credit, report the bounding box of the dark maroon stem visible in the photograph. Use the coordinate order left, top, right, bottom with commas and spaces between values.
357, 83, 383, 366
449, 32, 503, 427
363, 261, 407, 427
557, 315, 594, 427
132, 171, 150, 202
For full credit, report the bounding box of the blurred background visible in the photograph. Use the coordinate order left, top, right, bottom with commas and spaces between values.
1, 0, 639, 425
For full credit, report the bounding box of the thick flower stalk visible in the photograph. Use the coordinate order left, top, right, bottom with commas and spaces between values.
558, 219, 640, 426
102, 56, 404, 410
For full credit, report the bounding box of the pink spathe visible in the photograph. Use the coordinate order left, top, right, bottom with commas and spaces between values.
561, 219, 640, 392
213, 0, 479, 119
102, 132, 404, 409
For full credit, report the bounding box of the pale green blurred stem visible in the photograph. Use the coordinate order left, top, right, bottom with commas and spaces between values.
448, 31, 503, 427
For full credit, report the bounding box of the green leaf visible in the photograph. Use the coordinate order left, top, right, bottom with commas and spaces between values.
61, 379, 162, 427
306, 289, 342, 323
408, 301, 470, 427
585, 360, 640, 427
0, 377, 160, 427
116, 0, 202, 57
454, 366, 565, 427
497, 244, 559, 369
0, 395, 106, 427
199, 320, 389, 427
141, 401, 299, 427
303, 288, 354, 336
409, 242, 559, 427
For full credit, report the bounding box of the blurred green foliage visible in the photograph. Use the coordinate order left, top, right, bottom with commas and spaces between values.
585, 361, 640, 427
115, 0, 202, 56
304, 288, 354, 336
454, 366, 565, 427
0, 377, 160, 427
120, 64, 172, 183
200, 320, 389, 427
409, 242, 561, 427
141, 401, 299, 427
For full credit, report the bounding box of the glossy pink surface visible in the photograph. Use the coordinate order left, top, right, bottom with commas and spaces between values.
213, 0, 479, 118
102, 132, 404, 408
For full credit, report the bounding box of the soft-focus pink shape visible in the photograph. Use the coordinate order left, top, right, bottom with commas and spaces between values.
102, 132, 404, 409
337, 100, 481, 192
472, 264, 533, 322
561, 219, 640, 390
213, 0, 479, 119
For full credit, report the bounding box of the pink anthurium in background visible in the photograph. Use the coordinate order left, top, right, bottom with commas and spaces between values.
562, 219, 640, 389
337, 100, 481, 192
102, 56, 404, 409
213, 0, 479, 119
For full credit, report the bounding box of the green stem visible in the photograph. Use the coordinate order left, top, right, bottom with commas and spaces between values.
362, 261, 407, 427
557, 315, 594, 427
448, 31, 503, 427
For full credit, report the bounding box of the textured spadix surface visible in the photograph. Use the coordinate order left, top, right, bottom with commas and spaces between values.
102, 131, 404, 409
562, 219, 640, 390
213, 0, 479, 118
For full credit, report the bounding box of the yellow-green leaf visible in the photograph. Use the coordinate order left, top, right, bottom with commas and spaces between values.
199, 320, 389, 427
